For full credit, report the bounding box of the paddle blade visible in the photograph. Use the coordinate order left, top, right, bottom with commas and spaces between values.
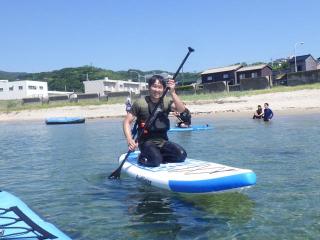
108, 167, 122, 179
108, 150, 132, 180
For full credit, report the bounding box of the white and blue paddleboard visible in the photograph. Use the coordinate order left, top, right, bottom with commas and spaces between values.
0, 190, 71, 240
169, 125, 213, 132
45, 117, 85, 125
119, 151, 256, 194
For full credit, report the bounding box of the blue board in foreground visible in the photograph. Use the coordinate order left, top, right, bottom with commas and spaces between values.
0, 190, 71, 239
45, 117, 85, 125
119, 151, 256, 194
169, 125, 213, 132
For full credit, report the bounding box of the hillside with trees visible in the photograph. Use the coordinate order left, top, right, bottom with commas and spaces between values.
0, 66, 200, 92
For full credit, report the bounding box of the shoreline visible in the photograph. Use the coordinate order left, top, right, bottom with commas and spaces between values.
1, 108, 319, 124
1, 89, 320, 122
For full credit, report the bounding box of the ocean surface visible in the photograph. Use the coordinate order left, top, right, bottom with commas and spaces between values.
0, 113, 319, 240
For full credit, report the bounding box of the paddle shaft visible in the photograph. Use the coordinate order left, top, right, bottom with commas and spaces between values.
108, 47, 194, 179
175, 114, 184, 123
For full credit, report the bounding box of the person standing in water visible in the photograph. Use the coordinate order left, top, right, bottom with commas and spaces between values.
263, 103, 274, 121
125, 96, 132, 113
123, 75, 187, 167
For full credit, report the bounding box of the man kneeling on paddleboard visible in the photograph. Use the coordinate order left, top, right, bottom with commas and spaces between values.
123, 75, 187, 167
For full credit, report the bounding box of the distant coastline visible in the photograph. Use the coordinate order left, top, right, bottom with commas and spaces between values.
1, 89, 320, 122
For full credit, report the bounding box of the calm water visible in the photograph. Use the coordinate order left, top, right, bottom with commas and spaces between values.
1, 114, 320, 240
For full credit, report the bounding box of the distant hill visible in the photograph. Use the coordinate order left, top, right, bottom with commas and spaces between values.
0, 66, 200, 92
0, 71, 28, 81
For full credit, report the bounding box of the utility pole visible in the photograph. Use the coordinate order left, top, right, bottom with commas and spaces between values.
294, 42, 304, 72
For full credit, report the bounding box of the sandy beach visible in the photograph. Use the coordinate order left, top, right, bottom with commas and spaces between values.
1, 89, 320, 122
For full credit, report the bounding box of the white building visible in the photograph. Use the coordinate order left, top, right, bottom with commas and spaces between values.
83, 77, 147, 96
0, 80, 48, 100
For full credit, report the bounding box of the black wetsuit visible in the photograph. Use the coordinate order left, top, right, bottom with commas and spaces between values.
177, 108, 191, 127
130, 96, 187, 167
253, 109, 263, 119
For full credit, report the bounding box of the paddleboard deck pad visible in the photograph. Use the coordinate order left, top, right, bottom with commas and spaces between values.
0, 190, 71, 239
119, 151, 256, 194
169, 125, 213, 132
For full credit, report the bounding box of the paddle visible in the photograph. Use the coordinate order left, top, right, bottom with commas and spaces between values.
108, 47, 194, 179
131, 121, 138, 136
175, 114, 184, 124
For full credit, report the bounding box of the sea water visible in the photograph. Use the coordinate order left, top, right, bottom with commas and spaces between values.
0, 113, 319, 239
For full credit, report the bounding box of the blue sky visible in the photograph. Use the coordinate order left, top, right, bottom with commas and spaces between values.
0, 0, 319, 73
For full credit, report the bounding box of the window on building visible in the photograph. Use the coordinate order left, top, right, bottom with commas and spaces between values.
297, 65, 302, 71
207, 76, 212, 81
0, 88, 3, 92
251, 72, 258, 78
240, 74, 245, 79
9, 86, 14, 91
19, 86, 23, 90
223, 73, 229, 79
39, 86, 43, 90
28, 85, 37, 90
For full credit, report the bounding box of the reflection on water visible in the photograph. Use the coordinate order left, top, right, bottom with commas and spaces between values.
123, 184, 254, 240
180, 191, 255, 222
81, 174, 255, 240
127, 186, 181, 239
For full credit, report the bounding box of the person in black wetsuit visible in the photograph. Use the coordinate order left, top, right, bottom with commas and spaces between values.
123, 75, 187, 167
253, 105, 263, 119
174, 105, 192, 128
